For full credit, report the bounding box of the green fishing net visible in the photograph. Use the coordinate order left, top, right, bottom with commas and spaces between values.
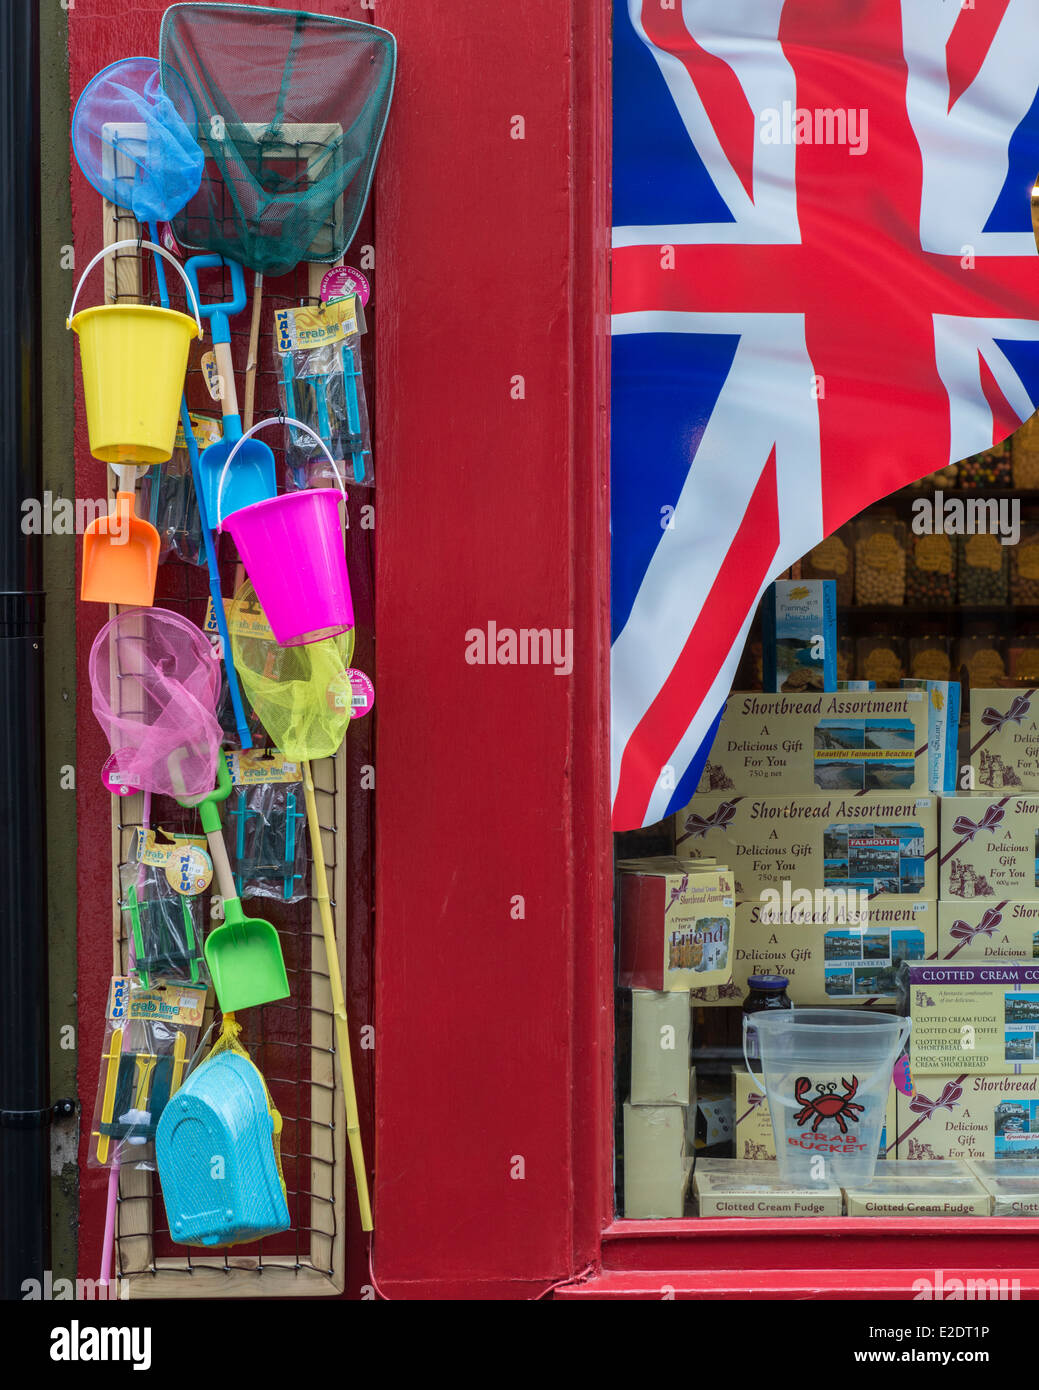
229, 580, 355, 763
159, 4, 396, 276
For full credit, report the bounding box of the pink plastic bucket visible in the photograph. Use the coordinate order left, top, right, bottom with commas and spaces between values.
217, 418, 353, 646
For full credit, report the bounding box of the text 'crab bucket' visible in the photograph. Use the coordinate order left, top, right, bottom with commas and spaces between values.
743, 1008, 910, 1189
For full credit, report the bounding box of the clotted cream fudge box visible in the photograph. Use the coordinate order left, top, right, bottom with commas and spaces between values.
693, 1159, 842, 1218
696, 690, 928, 796
617, 858, 735, 991
968, 1159, 1039, 1215
890, 1073, 1039, 1160
969, 688, 1039, 790
674, 793, 937, 901
939, 793, 1039, 902
842, 1160, 989, 1217
938, 900, 1039, 962
906, 961, 1039, 1075
691, 897, 935, 1008
630, 990, 691, 1105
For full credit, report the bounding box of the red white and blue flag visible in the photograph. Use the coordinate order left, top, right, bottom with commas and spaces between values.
612, 0, 1039, 830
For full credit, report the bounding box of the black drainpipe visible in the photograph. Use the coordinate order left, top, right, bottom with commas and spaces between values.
0, 0, 49, 1299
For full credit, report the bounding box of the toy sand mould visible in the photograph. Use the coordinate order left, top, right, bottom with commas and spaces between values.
698, 690, 928, 796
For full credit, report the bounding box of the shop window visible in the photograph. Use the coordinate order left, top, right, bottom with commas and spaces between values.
614, 426, 1039, 1223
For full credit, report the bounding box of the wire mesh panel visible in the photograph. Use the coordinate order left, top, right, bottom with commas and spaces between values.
99, 211, 374, 1296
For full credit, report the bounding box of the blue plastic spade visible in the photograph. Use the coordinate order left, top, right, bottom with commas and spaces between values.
184, 254, 277, 523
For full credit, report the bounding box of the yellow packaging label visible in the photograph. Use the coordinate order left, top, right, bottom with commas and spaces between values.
225, 749, 301, 785
174, 411, 221, 449
137, 828, 209, 871
108, 977, 207, 1028
275, 297, 357, 352
164, 843, 213, 896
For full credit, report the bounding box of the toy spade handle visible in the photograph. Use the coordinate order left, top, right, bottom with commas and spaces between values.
212, 340, 240, 420
67, 240, 203, 333
205, 826, 238, 905
742, 1015, 768, 1101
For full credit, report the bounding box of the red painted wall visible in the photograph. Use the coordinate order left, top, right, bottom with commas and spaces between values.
71, 0, 612, 1301
371, 0, 612, 1298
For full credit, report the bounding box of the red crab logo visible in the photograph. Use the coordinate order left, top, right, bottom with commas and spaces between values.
793, 1076, 864, 1134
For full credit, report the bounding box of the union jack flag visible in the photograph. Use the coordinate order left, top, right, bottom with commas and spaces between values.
612, 0, 1039, 830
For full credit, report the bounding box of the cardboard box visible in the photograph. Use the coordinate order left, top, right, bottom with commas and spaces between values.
761, 580, 837, 692
622, 1101, 693, 1218
939, 793, 1039, 902
901, 679, 960, 793
843, 1159, 989, 1217
675, 793, 938, 901
696, 690, 928, 796
891, 1074, 1039, 1160
938, 900, 1039, 963
630, 990, 691, 1105
970, 688, 1039, 790
693, 1159, 842, 1217
907, 961, 1039, 1074
732, 1065, 776, 1160
618, 859, 735, 991
968, 1159, 1039, 1215
692, 897, 936, 1008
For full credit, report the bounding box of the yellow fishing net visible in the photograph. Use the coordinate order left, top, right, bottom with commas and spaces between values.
229, 580, 355, 762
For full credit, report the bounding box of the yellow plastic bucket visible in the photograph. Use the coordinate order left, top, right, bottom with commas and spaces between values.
67, 240, 203, 464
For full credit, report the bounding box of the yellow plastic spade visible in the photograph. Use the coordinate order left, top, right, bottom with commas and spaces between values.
81, 464, 159, 606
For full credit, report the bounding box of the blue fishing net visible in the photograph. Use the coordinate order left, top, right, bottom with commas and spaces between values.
159, 5, 397, 276
72, 56, 204, 224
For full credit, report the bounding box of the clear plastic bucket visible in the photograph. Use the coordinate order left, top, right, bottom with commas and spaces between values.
743, 1008, 910, 1189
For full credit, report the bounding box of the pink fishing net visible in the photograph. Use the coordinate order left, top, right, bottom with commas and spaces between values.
89, 607, 222, 799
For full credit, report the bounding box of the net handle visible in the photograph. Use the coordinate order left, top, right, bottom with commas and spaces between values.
215, 416, 347, 531
66, 239, 203, 333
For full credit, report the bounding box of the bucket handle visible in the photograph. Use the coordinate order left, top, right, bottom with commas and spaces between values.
66, 240, 203, 336
743, 1013, 913, 1104
214, 416, 347, 532
742, 1014, 768, 1101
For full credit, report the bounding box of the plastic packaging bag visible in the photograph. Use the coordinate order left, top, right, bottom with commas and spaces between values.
119, 851, 209, 989
228, 778, 309, 904
274, 299, 373, 487
138, 413, 219, 567
89, 977, 207, 1169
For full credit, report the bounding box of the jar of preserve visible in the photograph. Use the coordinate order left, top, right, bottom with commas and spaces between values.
743, 974, 792, 1016
742, 975, 792, 1058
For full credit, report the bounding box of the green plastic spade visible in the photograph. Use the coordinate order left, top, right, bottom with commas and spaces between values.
177, 758, 289, 1013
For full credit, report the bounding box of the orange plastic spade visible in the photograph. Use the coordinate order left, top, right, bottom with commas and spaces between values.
82, 465, 160, 606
